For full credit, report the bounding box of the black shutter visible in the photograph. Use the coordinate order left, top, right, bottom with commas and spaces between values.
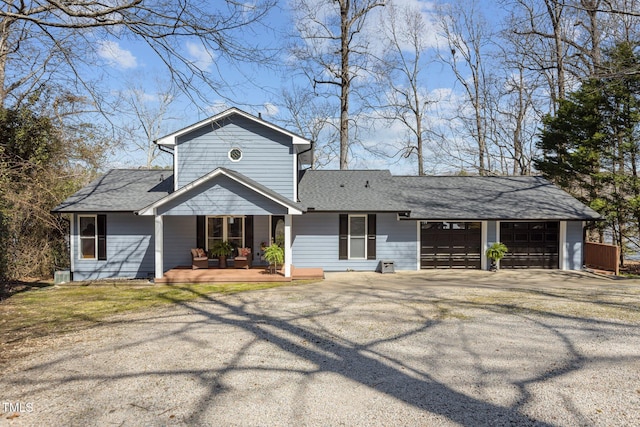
339, 214, 348, 260
196, 216, 205, 249
367, 214, 376, 260
245, 215, 254, 253
97, 214, 107, 260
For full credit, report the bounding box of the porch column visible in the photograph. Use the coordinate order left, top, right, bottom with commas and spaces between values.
481, 220, 488, 271
155, 213, 164, 279
69, 213, 75, 275
284, 214, 292, 278
559, 221, 567, 270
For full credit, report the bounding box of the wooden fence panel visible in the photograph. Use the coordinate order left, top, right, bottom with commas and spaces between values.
584, 242, 620, 275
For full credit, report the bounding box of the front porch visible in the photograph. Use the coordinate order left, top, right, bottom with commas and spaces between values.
155, 266, 324, 285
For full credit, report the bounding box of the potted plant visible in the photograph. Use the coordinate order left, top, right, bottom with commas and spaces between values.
486, 242, 508, 272
209, 241, 234, 269
263, 243, 284, 274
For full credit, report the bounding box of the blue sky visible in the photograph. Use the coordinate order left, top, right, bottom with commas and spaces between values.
93, 0, 505, 174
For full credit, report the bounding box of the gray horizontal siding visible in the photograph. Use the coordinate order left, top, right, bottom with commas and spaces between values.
158, 175, 288, 216
72, 213, 155, 280
292, 213, 417, 271
163, 216, 196, 270
176, 115, 294, 198
564, 221, 583, 270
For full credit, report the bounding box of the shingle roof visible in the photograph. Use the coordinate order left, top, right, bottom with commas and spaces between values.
52, 169, 172, 212
298, 170, 409, 212
55, 168, 600, 221
298, 171, 600, 220
393, 175, 600, 220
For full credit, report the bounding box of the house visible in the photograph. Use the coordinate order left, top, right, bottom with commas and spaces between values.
53, 107, 601, 281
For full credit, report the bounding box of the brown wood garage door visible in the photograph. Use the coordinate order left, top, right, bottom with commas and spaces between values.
500, 222, 559, 269
420, 222, 482, 269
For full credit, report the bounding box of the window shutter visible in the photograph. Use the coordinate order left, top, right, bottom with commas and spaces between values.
245, 215, 254, 253
196, 216, 205, 249
367, 214, 376, 260
339, 214, 348, 260
97, 214, 107, 260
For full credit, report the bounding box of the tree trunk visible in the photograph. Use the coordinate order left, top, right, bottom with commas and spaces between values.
416, 113, 424, 176
0, 16, 14, 108
339, 0, 350, 170
544, 0, 566, 104
582, 0, 602, 76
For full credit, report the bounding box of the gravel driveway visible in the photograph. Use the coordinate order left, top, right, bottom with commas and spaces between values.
2, 270, 640, 426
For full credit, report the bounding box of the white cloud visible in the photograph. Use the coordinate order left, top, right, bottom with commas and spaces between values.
97, 40, 137, 69
186, 42, 215, 72
261, 103, 279, 117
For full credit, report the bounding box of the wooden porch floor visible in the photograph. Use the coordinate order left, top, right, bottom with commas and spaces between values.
155, 266, 324, 284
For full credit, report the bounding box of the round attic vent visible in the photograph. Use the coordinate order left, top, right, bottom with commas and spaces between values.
228, 148, 242, 162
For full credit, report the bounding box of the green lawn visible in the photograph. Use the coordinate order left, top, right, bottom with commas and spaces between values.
0, 280, 303, 366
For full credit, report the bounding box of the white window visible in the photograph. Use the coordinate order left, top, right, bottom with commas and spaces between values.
78, 215, 97, 259
206, 216, 244, 254
349, 215, 367, 259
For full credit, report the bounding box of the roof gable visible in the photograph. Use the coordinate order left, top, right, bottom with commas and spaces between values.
155, 107, 311, 149
137, 167, 304, 215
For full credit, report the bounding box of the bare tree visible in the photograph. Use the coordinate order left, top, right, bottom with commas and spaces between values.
289, 0, 384, 169
438, 0, 496, 175
506, 0, 572, 109
278, 86, 339, 169
506, 0, 635, 97
599, 0, 640, 45
0, 0, 277, 109
494, 62, 541, 175
119, 79, 179, 168
370, 1, 433, 175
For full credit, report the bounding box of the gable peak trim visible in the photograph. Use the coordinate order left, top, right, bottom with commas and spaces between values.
155, 107, 311, 147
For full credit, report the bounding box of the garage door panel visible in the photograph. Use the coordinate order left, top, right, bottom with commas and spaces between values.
500, 222, 559, 269
421, 222, 481, 269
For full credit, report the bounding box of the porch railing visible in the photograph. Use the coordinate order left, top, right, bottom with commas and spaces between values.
584, 242, 620, 275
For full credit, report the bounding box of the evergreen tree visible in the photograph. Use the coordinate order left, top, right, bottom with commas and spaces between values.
535, 42, 640, 261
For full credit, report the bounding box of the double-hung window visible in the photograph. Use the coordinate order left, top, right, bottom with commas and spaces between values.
78, 214, 106, 260
339, 214, 376, 260
349, 215, 367, 259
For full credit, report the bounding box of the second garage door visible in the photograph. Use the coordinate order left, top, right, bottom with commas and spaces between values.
500, 222, 559, 269
420, 222, 482, 269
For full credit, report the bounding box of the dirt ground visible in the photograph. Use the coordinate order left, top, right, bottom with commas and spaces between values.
1, 270, 639, 426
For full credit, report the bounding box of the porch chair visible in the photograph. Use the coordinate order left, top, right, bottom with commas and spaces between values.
191, 248, 208, 269
234, 247, 252, 269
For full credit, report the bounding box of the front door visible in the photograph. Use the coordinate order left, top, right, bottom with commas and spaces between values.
271, 215, 285, 247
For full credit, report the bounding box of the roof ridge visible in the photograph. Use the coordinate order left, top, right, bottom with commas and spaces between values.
305, 169, 391, 172
391, 174, 545, 178
106, 168, 174, 172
